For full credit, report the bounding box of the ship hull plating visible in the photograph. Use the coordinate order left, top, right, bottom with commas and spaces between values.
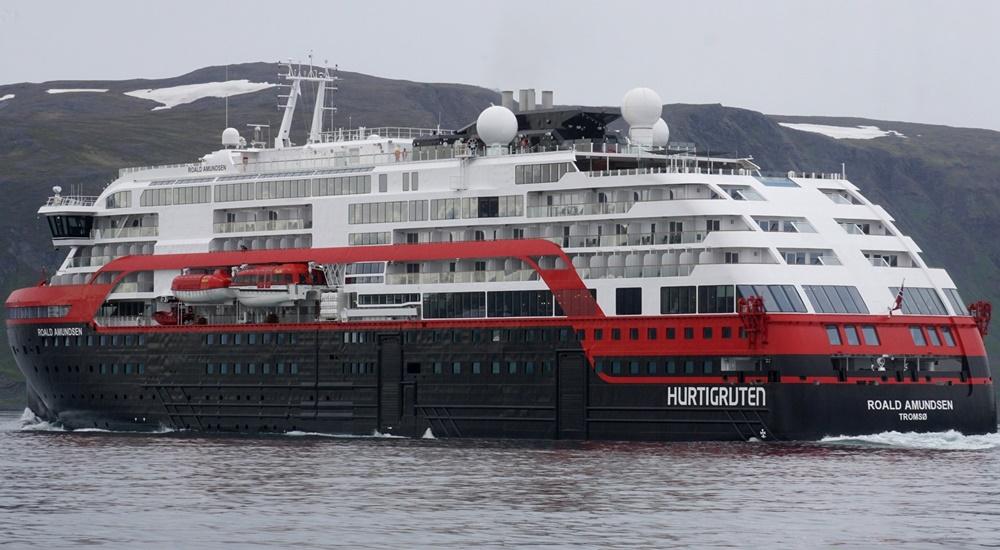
9, 324, 996, 440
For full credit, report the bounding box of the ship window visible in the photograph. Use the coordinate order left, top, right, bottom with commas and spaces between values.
616, 287, 642, 315
683, 327, 694, 340
263, 333, 272, 345
666, 328, 676, 340
629, 361, 640, 375
722, 327, 732, 339
125, 364, 133, 375
593, 329, 603, 341
263, 364, 271, 374
825, 325, 842, 345
861, 325, 880, 346
471, 362, 481, 374
612, 361, 622, 375
220, 363, 229, 375
647, 361, 658, 375
888, 287, 948, 315
424, 292, 486, 319
277, 363, 285, 375
291, 363, 299, 374
940, 327, 956, 347
594, 360, 604, 374
487, 290, 553, 317
451, 362, 461, 375
234, 363, 242, 375
112, 364, 119, 375
525, 361, 536, 375
660, 286, 696, 314
100, 364, 107, 374
703, 327, 712, 339
698, 285, 736, 313
666, 361, 676, 374
684, 360, 695, 374
844, 325, 860, 346
926, 327, 941, 346
221, 334, 230, 345
612, 329, 621, 340
138, 364, 145, 375
943, 289, 968, 316
491, 361, 501, 375
248, 363, 256, 374
647, 328, 657, 340
909, 326, 926, 346
508, 361, 518, 375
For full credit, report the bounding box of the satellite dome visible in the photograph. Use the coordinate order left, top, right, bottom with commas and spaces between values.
367, 134, 382, 140
652, 118, 670, 147
52, 185, 62, 194
621, 87, 662, 127
476, 105, 517, 145
222, 127, 241, 148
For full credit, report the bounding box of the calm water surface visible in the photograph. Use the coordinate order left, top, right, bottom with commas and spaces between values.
1, 410, 998, 549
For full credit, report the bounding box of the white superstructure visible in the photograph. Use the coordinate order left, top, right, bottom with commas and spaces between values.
38, 64, 969, 324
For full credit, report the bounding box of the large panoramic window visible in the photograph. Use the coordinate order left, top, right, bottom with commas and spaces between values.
423, 292, 486, 319
803, 285, 868, 314
888, 287, 948, 315
660, 286, 696, 314
737, 285, 807, 313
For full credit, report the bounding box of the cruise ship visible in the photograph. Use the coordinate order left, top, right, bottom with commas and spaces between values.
6, 63, 996, 439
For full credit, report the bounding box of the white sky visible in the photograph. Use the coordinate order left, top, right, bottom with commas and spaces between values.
2, 0, 999, 130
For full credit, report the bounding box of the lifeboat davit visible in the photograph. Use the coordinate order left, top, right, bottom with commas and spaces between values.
171, 269, 236, 304
231, 263, 321, 307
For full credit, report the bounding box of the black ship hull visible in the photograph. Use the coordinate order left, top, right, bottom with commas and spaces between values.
8, 323, 997, 440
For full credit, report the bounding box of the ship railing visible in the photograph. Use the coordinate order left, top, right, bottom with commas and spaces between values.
527, 201, 635, 218
95, 315, 147, 327
68, 255, 115, 268
119, 163, 191, 178
213, 219, 312, 234
44, 195, 99, 207
536, 229, 740, 248
92, 226, 159, 239
326, 127, 454, 141
385, 269, 540, 285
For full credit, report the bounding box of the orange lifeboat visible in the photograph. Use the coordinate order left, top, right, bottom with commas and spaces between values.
171, 269, 236, 304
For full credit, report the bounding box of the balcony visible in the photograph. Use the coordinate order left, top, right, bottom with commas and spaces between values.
541, 229, 738, 248
386, 269, 539, 285
527, 201, 634, 218
213, 219, 312, 234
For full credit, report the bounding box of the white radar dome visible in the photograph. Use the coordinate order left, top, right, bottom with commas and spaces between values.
222, 127, 241, 148
52, 185, 62, 194
476, 105, 517, 145
652, 118, 670, 147
621, 87, 662, 127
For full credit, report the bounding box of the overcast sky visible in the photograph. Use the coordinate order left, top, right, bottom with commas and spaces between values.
2, 0, 999, 130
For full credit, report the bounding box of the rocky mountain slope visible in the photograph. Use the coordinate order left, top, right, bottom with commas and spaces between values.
0, 62, 996, 407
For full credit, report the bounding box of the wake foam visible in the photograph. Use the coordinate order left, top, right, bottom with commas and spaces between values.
821, 429, 1000, 451
18, 408, 66, 432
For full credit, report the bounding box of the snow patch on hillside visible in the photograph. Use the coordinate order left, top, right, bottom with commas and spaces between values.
46, 88, 108, 94
0, 94, 13, 102
124, 79, 275, 111
779, 122, 906, 140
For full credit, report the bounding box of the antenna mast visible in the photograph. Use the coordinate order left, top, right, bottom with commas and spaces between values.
274, 58, 340, 149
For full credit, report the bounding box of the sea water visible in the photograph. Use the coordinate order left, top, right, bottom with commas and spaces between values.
2, 410, 998, 548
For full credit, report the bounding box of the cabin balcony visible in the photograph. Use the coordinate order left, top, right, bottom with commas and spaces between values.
214, 205, 312, 234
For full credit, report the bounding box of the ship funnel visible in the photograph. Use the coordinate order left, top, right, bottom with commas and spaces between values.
501, 90, 514, 110
541, 90, 553, 109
